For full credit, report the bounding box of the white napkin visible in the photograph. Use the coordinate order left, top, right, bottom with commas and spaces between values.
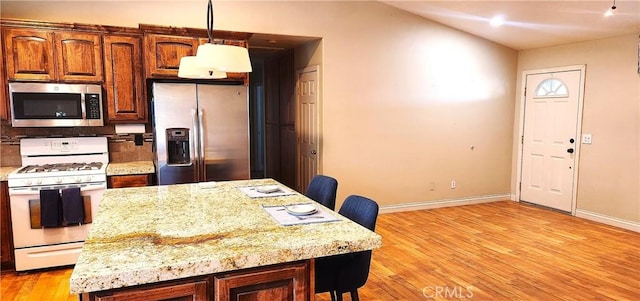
263, 204, 341, 226
239, 185, 296, 198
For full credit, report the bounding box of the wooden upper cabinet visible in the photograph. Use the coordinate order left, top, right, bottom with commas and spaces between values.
144, 34, 199, 78
0, 43, 9, 122
103, 34, 146, 123
2, 28, 102, 82
3, 28, 56, 81
54, 32, 103, 82
144, 34, 249, 83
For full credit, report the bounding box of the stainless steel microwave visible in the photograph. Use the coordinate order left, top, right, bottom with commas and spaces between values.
9, 82, 104, 127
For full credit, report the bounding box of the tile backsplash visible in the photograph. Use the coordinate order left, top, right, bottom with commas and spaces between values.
0, 124, 154, 166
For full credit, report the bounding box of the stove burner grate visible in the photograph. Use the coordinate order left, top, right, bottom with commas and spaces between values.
17, 162, 104, 174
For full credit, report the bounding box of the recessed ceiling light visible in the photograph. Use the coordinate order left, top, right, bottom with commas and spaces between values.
490, 15, 505, 27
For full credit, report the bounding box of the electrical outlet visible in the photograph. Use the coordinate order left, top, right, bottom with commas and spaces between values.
429, 181, 436, 191
582, 134, 592, 144
450, 180, 456, 189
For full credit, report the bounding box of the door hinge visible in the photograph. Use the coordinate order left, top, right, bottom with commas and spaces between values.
519, 182, 522, 192
521, 136, 524, 144
524, 87, 526, 97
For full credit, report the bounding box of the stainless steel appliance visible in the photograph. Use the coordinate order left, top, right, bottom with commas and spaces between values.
9, 82, 104, 127
152, 82, 249, 185
7, 137, 108, 271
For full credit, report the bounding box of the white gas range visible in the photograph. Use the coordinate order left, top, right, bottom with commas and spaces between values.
7, 137, 108, 271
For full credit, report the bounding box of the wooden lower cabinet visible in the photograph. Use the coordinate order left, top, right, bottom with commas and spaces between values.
83, 260, 311, 301
0, 181, 14, 270
215, 261, 310, 301
92, 277, 211, 301
107, 174, 151, 188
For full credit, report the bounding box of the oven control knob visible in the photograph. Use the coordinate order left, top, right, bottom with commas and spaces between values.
85, 175, 93, 181
75, 177, 82, 183
55, 178, 63, 184
24, 180, 32, 186
35, 179, 43, 185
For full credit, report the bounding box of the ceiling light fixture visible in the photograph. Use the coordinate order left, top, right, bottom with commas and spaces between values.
605, 0, 616, 17
178, 0, 252, 79
489, 15, 505, 27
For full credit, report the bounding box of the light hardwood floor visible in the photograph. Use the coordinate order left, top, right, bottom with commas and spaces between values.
2, 201, 639, 300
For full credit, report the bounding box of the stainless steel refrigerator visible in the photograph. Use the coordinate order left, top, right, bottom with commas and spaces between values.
152, 82, 250, 185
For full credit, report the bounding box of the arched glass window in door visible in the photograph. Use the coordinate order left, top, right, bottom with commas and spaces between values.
534, 78, 568, 98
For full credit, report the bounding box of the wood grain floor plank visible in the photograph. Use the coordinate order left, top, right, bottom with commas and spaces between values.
1, 201, 638, 301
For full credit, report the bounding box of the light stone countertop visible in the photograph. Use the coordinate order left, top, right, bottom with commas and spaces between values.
0, 166, 20, 181
106, 161, 155, 176
69, 178, 382, 294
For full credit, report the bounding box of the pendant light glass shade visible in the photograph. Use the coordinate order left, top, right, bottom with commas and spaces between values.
177, 0, 251, 78
196, 43, 252, 73
178, 56, 227, 79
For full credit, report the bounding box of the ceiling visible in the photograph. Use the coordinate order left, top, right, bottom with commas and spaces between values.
382, 0, 640, 50
249, 33, 319, 61
249, 1, 639, 58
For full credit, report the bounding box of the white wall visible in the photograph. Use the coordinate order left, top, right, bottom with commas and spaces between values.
515, 34, 640, 223
2, 1, 518, 209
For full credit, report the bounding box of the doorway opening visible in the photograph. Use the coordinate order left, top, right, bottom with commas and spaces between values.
247, 33, 321, 191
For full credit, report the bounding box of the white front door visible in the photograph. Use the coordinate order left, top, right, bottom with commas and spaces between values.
520, 67, 585, 212
296, 66, 319, 192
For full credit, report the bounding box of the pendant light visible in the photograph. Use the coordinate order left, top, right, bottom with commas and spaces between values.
605, 0, 617, 17
178, 56, 227, 79
178, 0, 252, 78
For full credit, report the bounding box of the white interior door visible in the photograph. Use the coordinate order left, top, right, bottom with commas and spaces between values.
296, 66, 319, 192
520, 68, 584, 212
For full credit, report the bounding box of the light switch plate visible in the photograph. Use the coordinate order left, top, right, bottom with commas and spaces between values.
582, 134, 592, 144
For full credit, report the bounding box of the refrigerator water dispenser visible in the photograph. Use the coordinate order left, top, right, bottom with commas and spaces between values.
166, 128, 191, 165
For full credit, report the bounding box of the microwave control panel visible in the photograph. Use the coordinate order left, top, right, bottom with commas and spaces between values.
86, 94, 101, 119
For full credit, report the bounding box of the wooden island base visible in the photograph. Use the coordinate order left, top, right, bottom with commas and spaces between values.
70, 181, 380, 300
83, 260, 313, 301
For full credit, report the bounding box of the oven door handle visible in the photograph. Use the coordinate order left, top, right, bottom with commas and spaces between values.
9, 183, 106, 195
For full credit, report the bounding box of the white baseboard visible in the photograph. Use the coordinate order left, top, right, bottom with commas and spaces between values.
379, 194, 511, 214
575, 209, 640, 233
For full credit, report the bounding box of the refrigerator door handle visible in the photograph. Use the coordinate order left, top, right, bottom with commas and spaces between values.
192, 108, 200, 181
198, 108, 206, 181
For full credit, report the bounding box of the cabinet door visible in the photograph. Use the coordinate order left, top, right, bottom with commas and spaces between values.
107, 175, 150, 188
0, 44, 9, 122
54, 31, 103, 82
94, 280, 208, 301
2, 28, 56, 81
0, 182, 14, 270
144, 34, 199, 78
215, 261, 310, 301
103, 35, 146, 122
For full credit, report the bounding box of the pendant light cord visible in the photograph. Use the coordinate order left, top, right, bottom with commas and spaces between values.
206, 0, 214, 43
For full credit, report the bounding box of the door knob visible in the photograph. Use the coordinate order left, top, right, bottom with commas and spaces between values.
310, 150, 317, 154
567, 148, 574, 153
569, 138, 575, 143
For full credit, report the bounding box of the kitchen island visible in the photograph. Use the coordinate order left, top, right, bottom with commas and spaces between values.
70, 179, 382, 300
